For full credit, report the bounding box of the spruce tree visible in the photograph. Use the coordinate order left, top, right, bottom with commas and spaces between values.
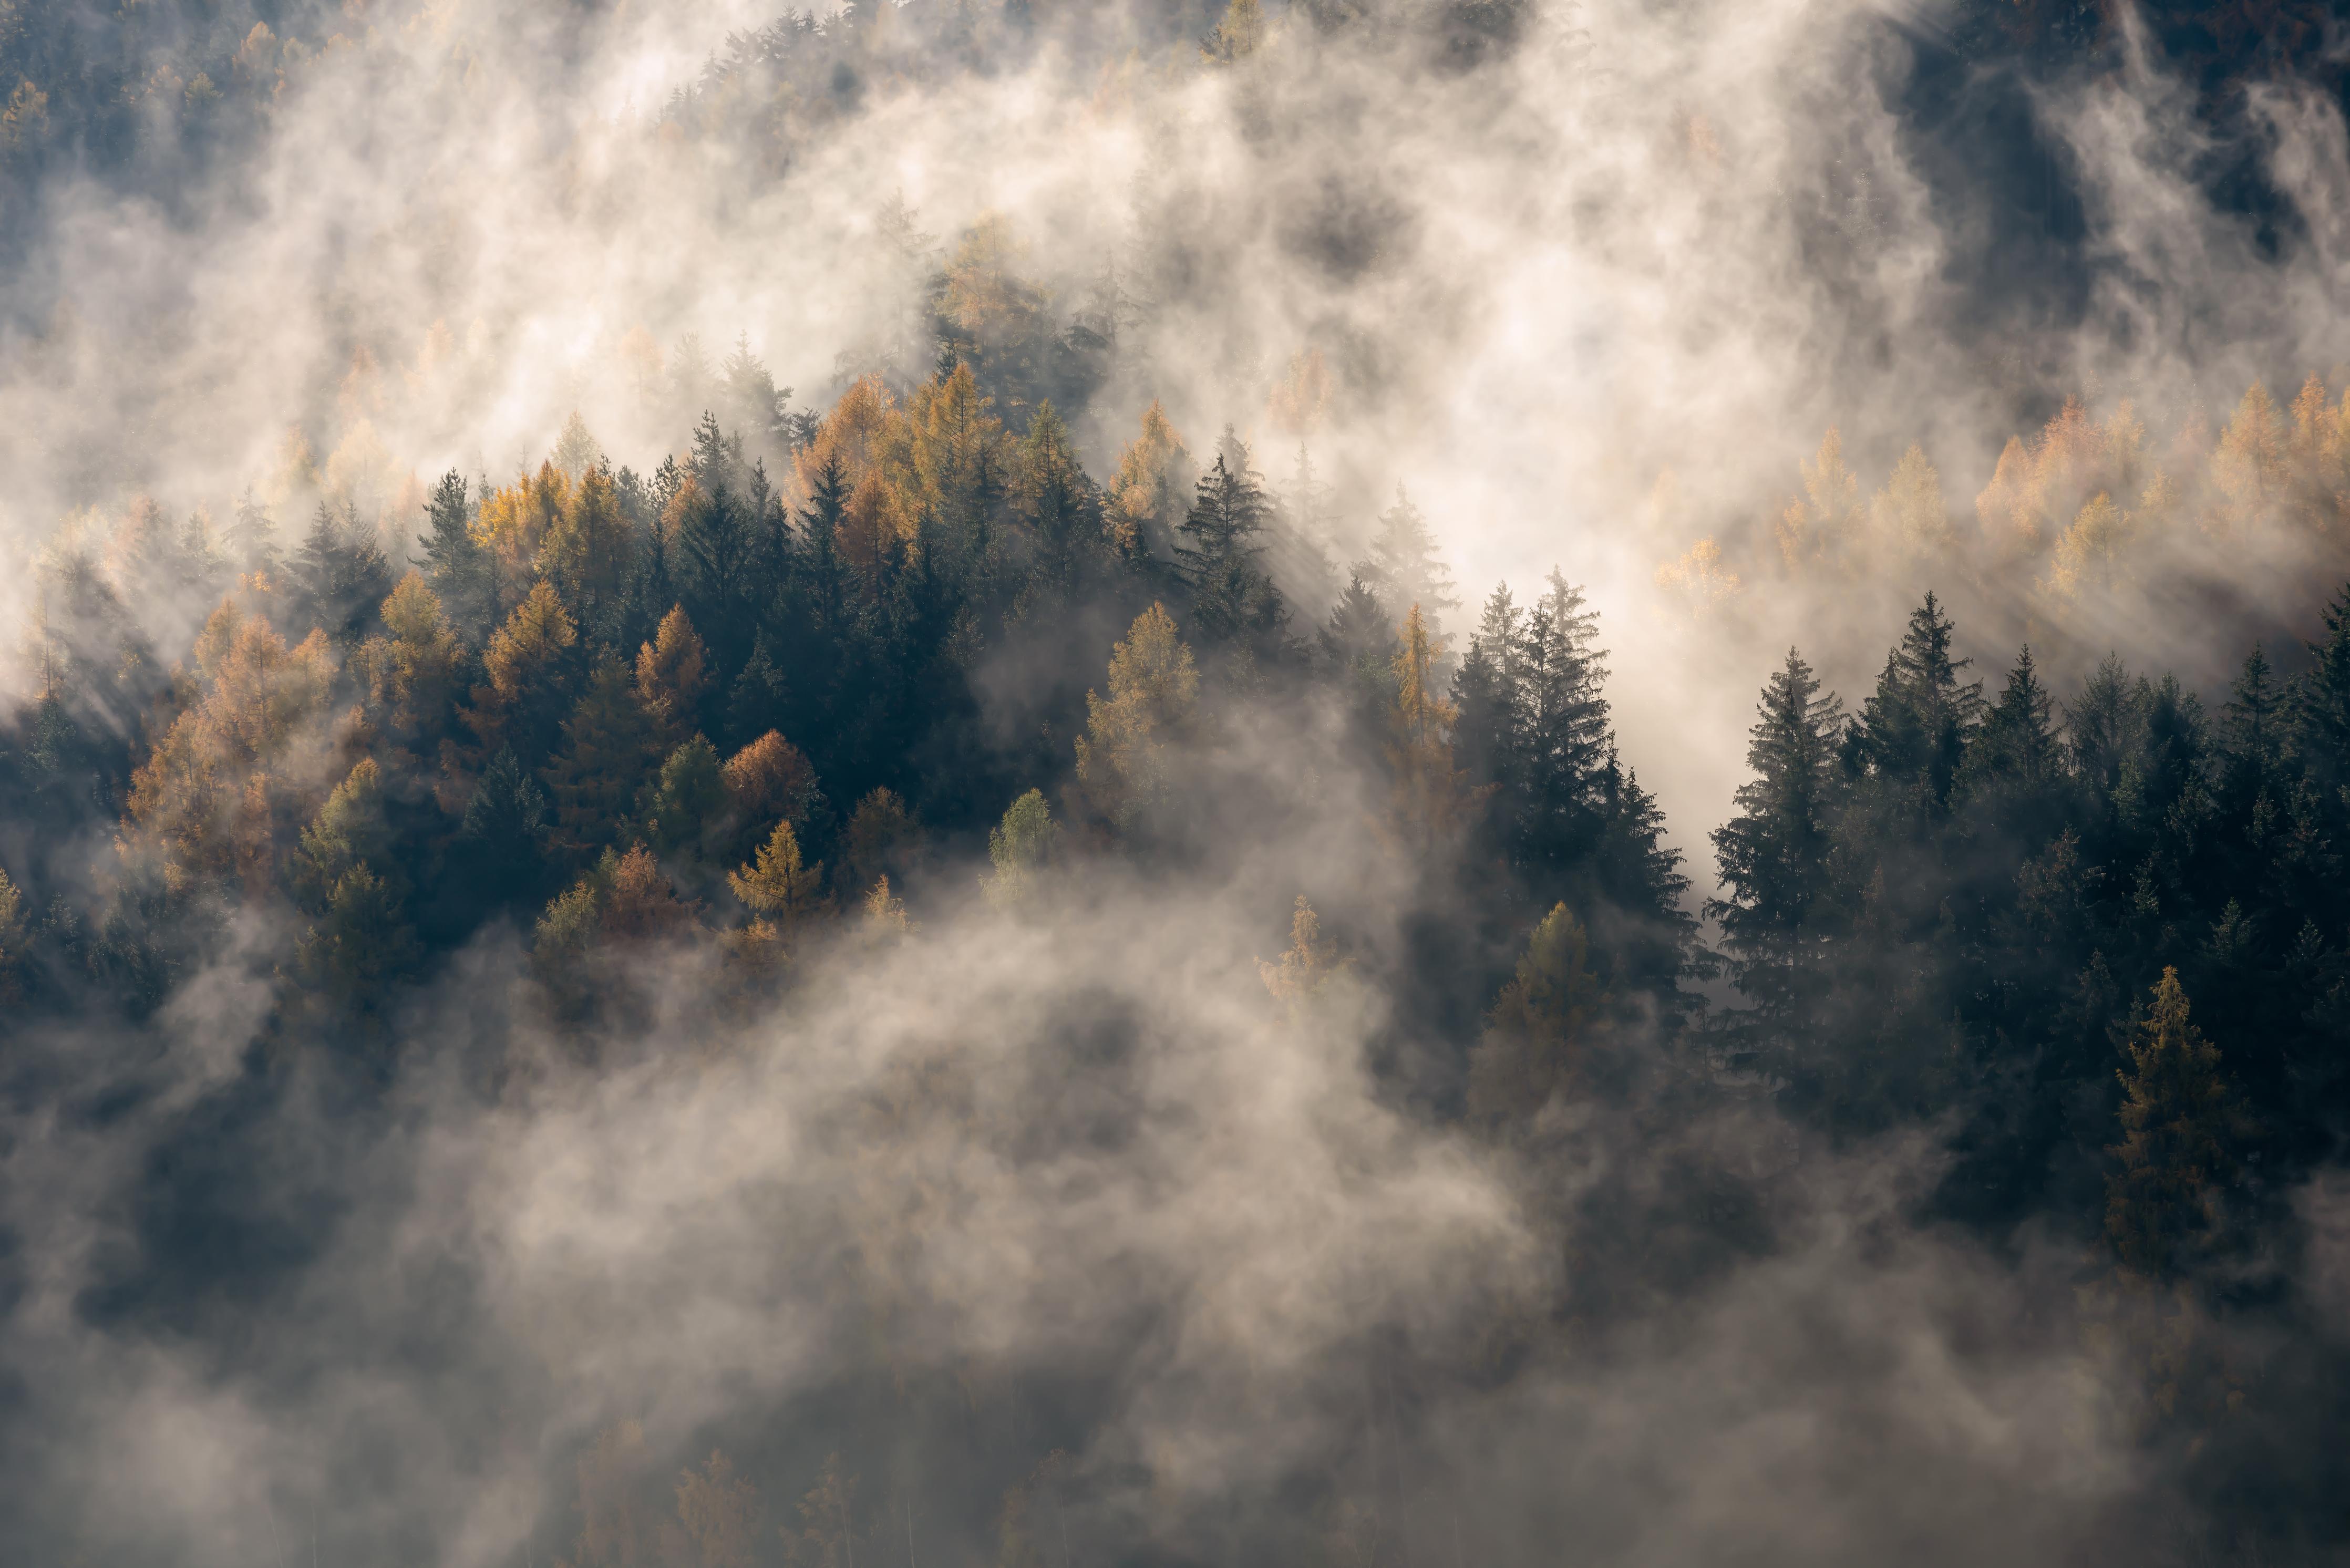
1355, 484, 1460, 646
1173, 453, 1289, 665
1708, 648, 1846, 1028
457, 747, 553, 911
291, 499, 393, 646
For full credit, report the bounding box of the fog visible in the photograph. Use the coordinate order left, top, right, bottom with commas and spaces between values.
3, 1, 2347, 1563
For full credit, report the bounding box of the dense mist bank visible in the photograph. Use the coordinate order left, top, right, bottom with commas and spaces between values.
6, 2, 2350, 1565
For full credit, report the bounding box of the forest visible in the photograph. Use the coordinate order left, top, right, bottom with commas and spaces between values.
5, 1, 2350, 1565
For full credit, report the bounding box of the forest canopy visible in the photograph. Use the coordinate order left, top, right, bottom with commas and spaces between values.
4, 2, 2350, 1566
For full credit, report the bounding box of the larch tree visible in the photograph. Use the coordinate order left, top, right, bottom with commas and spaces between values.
468, 581, 580, 765
730, 820, 826, 926
984, 788, 1060, 907
636, 604, 713, 749
675, 1450, 760, 1568
1386, 603, 1467, 854
1074, 601, 1199, 829
1467, 902, 1614, 1119
1260, 895, 1341, 1014
1104, 400, 1190, 565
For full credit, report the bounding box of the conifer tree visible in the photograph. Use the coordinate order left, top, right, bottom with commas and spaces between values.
1855, 591, 1982, 816
2107, 968, 2239, 1280
457, 746, 553, 910
837, 787, 920, 898
1074, 602, 1199, 829
2296, 582, 2350, 809
1386, 604, 1466, 854
358, 572, 466, 750
544, 659, 664, 862
226, 488, 282, 580
1708, 648, 1846, 1026
1467, 902, 1613, 1118
1514, 571, 1612, 879
727, 634, 786, 748
551, 411, 604, 484
541, 463, 635, 642
1105, 400, 1189, 565
288, 862, 419, 1023
1260, 895, 1341, 1014
0, 866, 29, 1007
1173, 451, 1288, 667
1355, 486, 1460, 646
468, 582, 580, 766
860, 875, 911, 943
675, 1450, 760, 1568
1013, 400, 1095, 600
984, 788, 1059, 907
730, 819, 826, 924
645, 736, 729, 861
290, 498, 392, 645
637, 604, 713, 748
1450, 583, 1526, 809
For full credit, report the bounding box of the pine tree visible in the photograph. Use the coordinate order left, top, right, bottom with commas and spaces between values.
2107, 968, 2239, 1280
410, 472, 482, 639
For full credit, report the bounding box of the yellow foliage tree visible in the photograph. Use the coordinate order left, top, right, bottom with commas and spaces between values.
1775, 428, 1862, 570
1466, 903, 1615, 1119
1104, 401, 1190, 561
636, 604, 711, 745
1385, 603, 1467, 853
730, 820, 826, 925
1074, 601, 1199, 827
357, 572, 465, 745
1260, 895, 1340, 1013
127, 601, 339, 890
